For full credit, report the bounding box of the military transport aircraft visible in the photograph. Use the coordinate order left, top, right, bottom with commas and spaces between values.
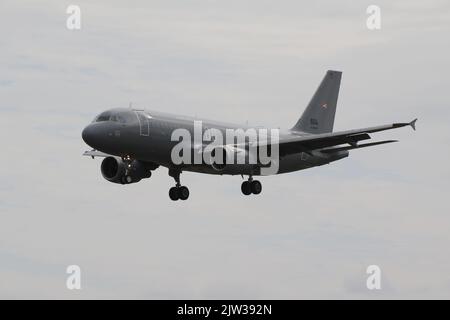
82, 70, 416, 201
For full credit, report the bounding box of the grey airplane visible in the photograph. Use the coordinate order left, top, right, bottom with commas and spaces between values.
82, 70, 417, 201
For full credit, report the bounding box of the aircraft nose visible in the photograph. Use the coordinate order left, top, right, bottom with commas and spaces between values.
82, 125, 95, 147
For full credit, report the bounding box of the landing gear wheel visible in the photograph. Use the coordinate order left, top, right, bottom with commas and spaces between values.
169, 187, 179, 201
178, 186, 190, 200
241, 181, 252, 195
125, 175, 133, 184
120, 176, 127, 185
250, 180, 262, 195
168, 169, 190, 201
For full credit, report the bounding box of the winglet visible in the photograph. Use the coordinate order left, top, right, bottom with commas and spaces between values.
409, 118, 418, 131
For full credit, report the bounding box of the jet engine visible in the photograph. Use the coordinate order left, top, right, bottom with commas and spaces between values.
100, 157, 153, 184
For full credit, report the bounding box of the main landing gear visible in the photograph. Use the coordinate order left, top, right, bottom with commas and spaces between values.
168, 169, 190, 201
241, 176, 262, 196
167, 170, 262, 200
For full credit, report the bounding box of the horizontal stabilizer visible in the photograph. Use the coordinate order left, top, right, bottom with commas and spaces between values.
320, 140, 398, 153
410, 118, 418, 131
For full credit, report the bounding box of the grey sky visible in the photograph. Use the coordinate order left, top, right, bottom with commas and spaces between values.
1, 0, 449, 298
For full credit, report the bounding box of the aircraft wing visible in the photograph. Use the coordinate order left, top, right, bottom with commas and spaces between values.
262, 119, 417, 156
83, 150, 111, 158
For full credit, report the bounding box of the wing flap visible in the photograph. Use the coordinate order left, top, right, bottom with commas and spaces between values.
320, 140, 398, 153
278, 132, 372, 156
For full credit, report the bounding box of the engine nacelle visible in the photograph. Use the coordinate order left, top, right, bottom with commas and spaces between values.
101, 157, 153, 184
101, 157, 126, 183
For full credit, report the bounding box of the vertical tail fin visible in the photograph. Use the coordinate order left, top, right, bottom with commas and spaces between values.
292, 70, 342, 133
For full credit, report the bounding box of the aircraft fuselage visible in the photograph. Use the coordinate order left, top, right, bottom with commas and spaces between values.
82, 108, 348, 176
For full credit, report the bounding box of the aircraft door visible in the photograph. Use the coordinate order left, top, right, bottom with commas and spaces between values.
133, 110, 151, 137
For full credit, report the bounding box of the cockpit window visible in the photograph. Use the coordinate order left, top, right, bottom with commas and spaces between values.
95, 111, 112, 122
110, 115, 126, 123
93, 110, 132, 124
117, 112, 135, 124
94, 112, 127, 123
